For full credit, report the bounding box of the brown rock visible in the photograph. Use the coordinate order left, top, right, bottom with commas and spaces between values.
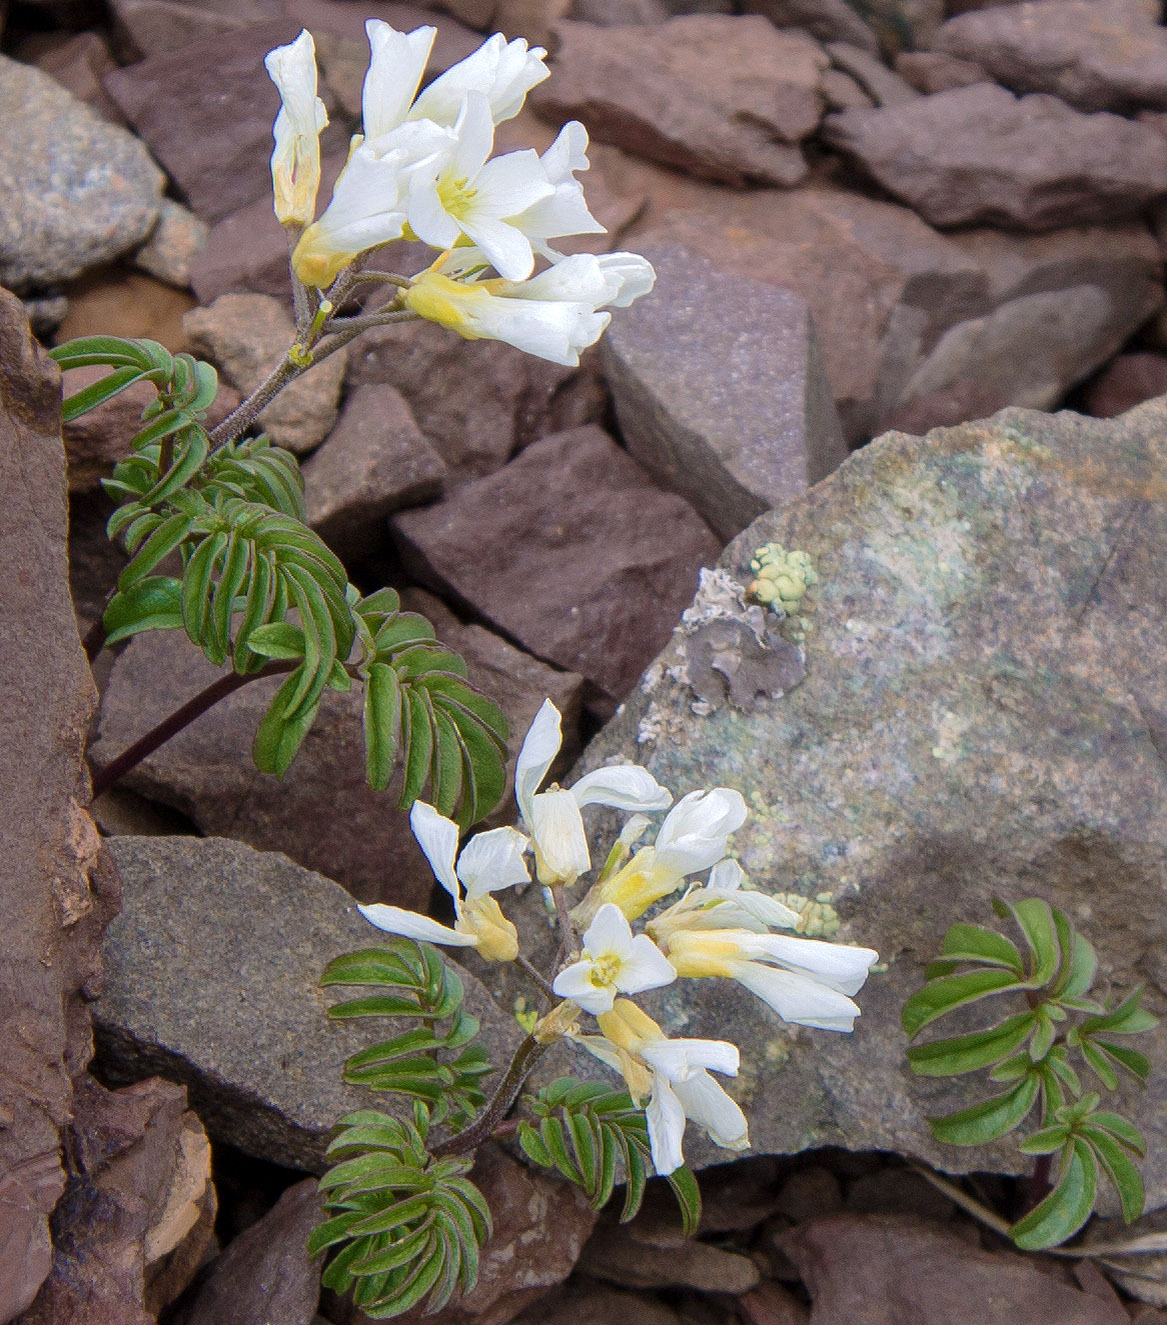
694, 1156, 784, 1233
773, 1167, 844, 1224
781, 1214, 1129, 1324
1083, 352, 1167, 418
21, 1076, 215, 1324
934, 0, 1167, 114
184, 292, 346, 453
820, 68, 874, 110
739, 1282, 810, 1325
578, 1219, 760, 1293
391, 425, 721, 700
894, 49, 988, 93
111, 0, 274, 60
533, 16, 825, 186
55, 268, 195, 353
825, 41, 919, 106
90, 627, 433, 906
171, 1178, 322, 1325
302, 383, 446, 557
602, 242, 847, 542
0, 287, 119, 1322
823, 84, 1167, 231
571, 0, 670, 22
132, 199, 209, 289
513, 1283, 682, 1325
742, 0, 879, 55
26, 30, 126, 123
843, 1166, 954, 1221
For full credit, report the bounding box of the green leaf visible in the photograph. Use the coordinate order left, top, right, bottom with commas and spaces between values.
102, 576, 184, 645
50, 334, 156, 370
1010, 1139, 1098, 1250
1080, 986, 1158, 1037
1079, 1039, 1119, 1091
118, 510, 193, 589
1091, 1040, 1151, 1085
901, 967, 1025, 1038
364, 663, 402, 792
321, 947, 417, 988
1018, 1125, 1069, 1155
60, 363, 153, 422
253, 669, 319, 776
399, 686, 435, 809
1088, 1111, 1147, 1156
430, 707, 463, 820
928, 1074, 1039, 1146
938, 923, 1025, 974
1052, 909, 1098, 1001
1008, 898, 1061, 986
665, 1166, 701, 1237
181, 527, 227, 652
906, 1013, 1035, 1078
1029, 1006, 1057, 1062
518, 1121, 553, 1168
141, 423, 209, 506
247, 620, 307, 661
1083, 1127, 1145, 1223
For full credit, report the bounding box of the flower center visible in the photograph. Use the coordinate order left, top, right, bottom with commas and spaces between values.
588, 953, 623, 988
438, 175, 478, 219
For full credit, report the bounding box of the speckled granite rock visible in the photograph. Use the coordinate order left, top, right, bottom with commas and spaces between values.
97, 835, 523, 1173
494, 399, 1167, 1207
0, 55, 164, 290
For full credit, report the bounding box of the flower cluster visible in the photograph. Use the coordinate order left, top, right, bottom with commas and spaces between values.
360, 700, 879, 1176
264, 25, 654, 364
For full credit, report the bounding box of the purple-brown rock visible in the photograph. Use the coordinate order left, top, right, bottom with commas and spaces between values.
392, 425, 721, 700
894, 49, 988, 94
934, 0, 1167, 114
533, 15, 826, 186
1083, 352, 1167, 419
822, 83, 1167, 231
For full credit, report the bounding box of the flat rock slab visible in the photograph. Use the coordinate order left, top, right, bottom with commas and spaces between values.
98, 835, 523, 1173
0, 55, 163, 291
504, 399, 1167, 1208
533, 15, 825, 186
934, 0, 1167, 114
392, 424, 721, 701
823, 83, 1167, 231
604, 243, 847, 541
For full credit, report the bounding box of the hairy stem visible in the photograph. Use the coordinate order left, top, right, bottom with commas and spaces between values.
550, 882, 576, 972
89, 659, 296, 799
208, 356, 304, 447
431, 1034, 547, 1158
516, 954, 555, 1002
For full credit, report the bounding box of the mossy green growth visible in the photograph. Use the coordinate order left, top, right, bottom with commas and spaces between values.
748, 543, 819, 615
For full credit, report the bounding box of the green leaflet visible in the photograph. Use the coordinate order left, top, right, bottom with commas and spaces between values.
1010, 1139, 1097, 1250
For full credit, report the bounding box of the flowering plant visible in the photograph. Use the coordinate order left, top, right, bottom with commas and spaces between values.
315, 700, 878, 1317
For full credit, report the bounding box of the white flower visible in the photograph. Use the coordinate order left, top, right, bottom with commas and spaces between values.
581, 788, 748, 922
512, 700, 671, 887
265, 30, 329, 227
552, 903, 676, 1014
403, 249, 655, 365
362, 20, 436, 144
662, 926, 878, 1032
576, 999, 748, 1175
358, 801, 529, 962
649, 859, 803, 942
506, 121, 605, 261
410, 32, 549, 127
405, 92, 555, 281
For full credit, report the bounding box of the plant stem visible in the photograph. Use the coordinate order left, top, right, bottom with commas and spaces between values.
1024, 1153, 1053, 1212
516, 954, 555, 1002
431, 1034, 547, 1158
550, 882, 576, 971
89, 660, 296, 799
208, 356, 304, 447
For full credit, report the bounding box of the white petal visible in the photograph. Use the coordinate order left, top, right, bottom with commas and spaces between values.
739, 933, 878, 997
617, 935, 678, 996
406, 173, 463, 251
513, 181, 606, 245
730, 961, 862, 1032
357, 903, 476, 946
515, 699, 561, 823
595, 253, 656, 308
552, 961, 615, 1014
265, 30, 327, 225
486, 37, 549, 121
540, 120, 590, 182
641, 1036, 739, 1082
410, 801, 460, 898
449, 91, 496, 182
582, 903, 635, 961
572, 1032, 625, 1077
455, 826, 530, 900
673, 1071, 749, 1151
362, 21, 435, 141
459, 216, 535, 282
410, 33, 504, 126
474, 149, 555, 219
572, 764, 672, 812
654, 788, 748, 876
707, 859, 744, 893
530, 788, 590, 884
646, 1072, 686, 1175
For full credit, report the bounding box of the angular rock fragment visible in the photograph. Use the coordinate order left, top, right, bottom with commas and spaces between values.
825, 41, 918, 106
97, 835, 523, 1171
894, 49, 988, 94
392, 425, 721, 700
579, 1217, 760, 1293
603, 243, 847, 541
132, 199, 209, 288
743, 0, 879, 54
0, 56, 164, 290
1083, 352, 1167, 419
822, 83, 1167, 231
533, 16, 826, 186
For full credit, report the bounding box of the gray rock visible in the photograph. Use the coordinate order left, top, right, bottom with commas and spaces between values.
743, 0, 880, 55
532, 16, 826, 187
894, 49, 989, 94
822, 83, 1167, 231
603, 243, 847, 541
183, 293, 345, 454
391, 425, 721, 701
98, 835, 523, 1172
820, 68, 875, 110
302, 383, 446, 558
934, 0, 1167, 114
493, 398, 1167, 1208
0, 56, 164, 291
132, 199, 209, 289
825, 41, 919, 106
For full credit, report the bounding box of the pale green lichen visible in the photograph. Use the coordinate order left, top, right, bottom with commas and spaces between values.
770, 892, 841, 939
748, 543, 819, 615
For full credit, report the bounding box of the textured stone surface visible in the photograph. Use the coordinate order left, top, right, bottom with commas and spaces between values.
303, 383, 446, 557
132, 199, 209, 288
1084, 352, 1167, 419
823, 83, 1167, 231
603, 243, 847, 541
28, 30, 125, 124
0, 288, 121, 1324
392, 425, 721, 700
0, 56, 164, 291
184, 292, 346, 453
21, 1077, 215, 1324
894, 49, 988, 93
111, 0, 275, 60
742, 0, 879, 54
533, 16, 825, 186
497, 399, 1167, 1204
934, 0, 1167, 113
91, 627, 434, 906
56, 268, 194, 351
579, 1219, 760, 1293
631, 186, 1163, 441
98, 835, 523, 1171
825, 41, 918, 106
171, 1178, 322, 1325
782, 1215, 1128, 1323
